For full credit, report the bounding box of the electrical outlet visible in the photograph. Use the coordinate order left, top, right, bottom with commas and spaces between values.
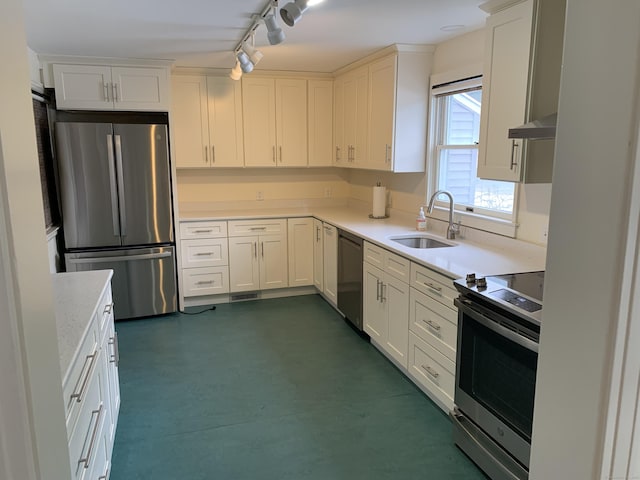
256, 191, 264, 201
324, 187, 332, 198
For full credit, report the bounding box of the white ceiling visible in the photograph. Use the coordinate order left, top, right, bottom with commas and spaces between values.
22, 0, 487, 73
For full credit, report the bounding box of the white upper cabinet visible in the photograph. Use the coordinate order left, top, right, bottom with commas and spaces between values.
307, 79, 334, 167
53, 64, 169, 111
341, 65, 369, 168
172, 75, 244, 168
242, 77, 308, 167
477, 0, 564, 183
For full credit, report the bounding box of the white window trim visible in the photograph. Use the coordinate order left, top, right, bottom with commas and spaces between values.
426, 67, 520, 238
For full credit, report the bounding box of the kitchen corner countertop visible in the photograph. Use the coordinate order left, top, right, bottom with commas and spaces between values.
51, 270, 113, 381
179, 206, 547, 280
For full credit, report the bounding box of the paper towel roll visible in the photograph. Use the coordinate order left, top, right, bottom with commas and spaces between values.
372, 186, 386, 218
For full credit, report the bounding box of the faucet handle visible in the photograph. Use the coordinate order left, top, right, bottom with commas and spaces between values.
448, 221, 461, 239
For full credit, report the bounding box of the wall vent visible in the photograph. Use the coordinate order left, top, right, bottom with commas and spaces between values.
230, 293, 259, 302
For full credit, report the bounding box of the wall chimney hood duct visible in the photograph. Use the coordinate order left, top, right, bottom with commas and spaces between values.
508, 113, 557, 140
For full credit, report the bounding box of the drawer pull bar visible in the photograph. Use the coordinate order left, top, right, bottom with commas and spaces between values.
421, 364, 440, 379
195, 280, 215, 285
71, 352, 97, 403
109, 332, 119, 367
98, 466, 110, 480
249, 227, 267, 231
78, 404, 103, 469
103, 302, 114, 315
193, 229, 213, 233
423, 281, 442, 292
194, 252, 214, 256
425, 319, 441, 331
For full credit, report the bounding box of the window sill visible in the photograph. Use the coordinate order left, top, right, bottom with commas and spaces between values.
428, 206, 517, 238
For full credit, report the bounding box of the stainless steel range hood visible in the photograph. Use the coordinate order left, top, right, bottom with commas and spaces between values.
508, 113, 557, 140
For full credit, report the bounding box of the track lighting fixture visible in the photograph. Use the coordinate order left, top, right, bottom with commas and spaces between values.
229, 61, 243, 81
264, 10, 285, 45
236, 50, 254, 73
244, 34, 264, 66
279, 0, 309, 26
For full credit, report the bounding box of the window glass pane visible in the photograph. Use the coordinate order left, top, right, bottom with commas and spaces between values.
443, 91, 481, 145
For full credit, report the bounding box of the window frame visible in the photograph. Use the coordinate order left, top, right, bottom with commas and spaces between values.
427, 70, 519, 238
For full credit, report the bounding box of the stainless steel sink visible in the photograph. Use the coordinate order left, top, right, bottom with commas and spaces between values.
390, 236, 455, 249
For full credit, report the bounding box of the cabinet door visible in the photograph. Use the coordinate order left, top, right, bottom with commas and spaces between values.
343, 73, 358, 167
312, 219, 324, 291
354, 66, 370, 167
333, 76, 347, 167
477, 0, 533, 181
229, 236, 260, 292
171, 75, 209, 168
259, 234, 288, 290
288, 218, 314, 287
242, 77, 277, 167
52, 64, 113, 110
104, 321, 120, 448
276, 78, 308, 166
308, 79, 334, 167
384, 274, 410, 368
363, 262, 385, 342
207, 76, 245, 167
322, 223, 338, 306
111, 66, 169, 111
368, 55, 396, 171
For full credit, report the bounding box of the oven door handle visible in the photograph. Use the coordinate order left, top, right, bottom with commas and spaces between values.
457, 299, 539, 353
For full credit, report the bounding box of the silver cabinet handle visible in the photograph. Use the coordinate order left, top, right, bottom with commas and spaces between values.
112, 83, 119, 102
335, 146, 341, 161
195, 280, 215, 285
380, 283, 386, 303
106, 135, 120, 237
351, 145, 355, 162
316, 226, 320, 242
425, 319, 441, 331
104, 302, 114, 315
272, 146, 276, 163
212, 145, 215, 164
254, 242, 257, 258
261, 242, 264, 258
423, 281, 442, 292
114, 134, 126, 236
78, 404, 103, 469
249, 227, 267, 231
98, 466, 110, 480
385, 144, 391, 163
279, 145, 282, 163
510, 140, 519, 170
421, 364, 440, 379
109, 332, 119, 367
193, 229, 213, 234
71, 351, 97, 403
194, 252, 214, 256
376, 279, 381, 301
204, 145, 208, 164
103, 83, 110, 102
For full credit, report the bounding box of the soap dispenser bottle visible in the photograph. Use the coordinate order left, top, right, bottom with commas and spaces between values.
416, 207, 426, 231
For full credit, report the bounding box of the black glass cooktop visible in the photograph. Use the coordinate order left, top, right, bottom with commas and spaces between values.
486, 271, 545, 303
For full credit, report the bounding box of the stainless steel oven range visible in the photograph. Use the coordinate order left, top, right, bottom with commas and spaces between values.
451, 271, 544, 480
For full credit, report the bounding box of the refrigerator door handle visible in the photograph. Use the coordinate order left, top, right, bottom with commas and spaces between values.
106, 134, 120, 237
66, 252, 173, 264
114, 134, 127, 237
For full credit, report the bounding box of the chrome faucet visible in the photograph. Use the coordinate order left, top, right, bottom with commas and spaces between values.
426, 190, 460, 240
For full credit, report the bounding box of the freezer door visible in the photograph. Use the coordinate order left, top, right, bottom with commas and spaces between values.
65, 246, 177, 320
113, 124, 173, 246
56, 122, 121, 249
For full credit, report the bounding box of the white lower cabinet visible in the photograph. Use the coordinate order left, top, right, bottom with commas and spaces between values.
312, 219, 324, 291
228, 219, 288, 292
322, 222, 338, 306
287, 217, 314, 287
363, 242, 410, 369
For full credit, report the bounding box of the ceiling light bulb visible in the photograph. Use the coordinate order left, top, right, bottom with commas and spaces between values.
280, 0, 309, 27
264, 12, 285, 45
229, 61, 243, 81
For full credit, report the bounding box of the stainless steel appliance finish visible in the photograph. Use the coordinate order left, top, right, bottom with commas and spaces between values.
452, 271, 544, 480
337, 229, 363, 331
56, 116, 176, 319
66, 246, 177, 319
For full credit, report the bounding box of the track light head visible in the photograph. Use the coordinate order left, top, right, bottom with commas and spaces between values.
229, 61, 243, 81
264, 11, 285, 45
243, 40, 264, 66
236, 50, 254, 73
280, 0, 309, 27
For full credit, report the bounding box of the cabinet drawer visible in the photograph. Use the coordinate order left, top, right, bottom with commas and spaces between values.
182, 266, 230, 296
68, 355, 106, 480
364, 241, 384, 268
385, 251, 410, 282
63, 322, 100, 437
410, 262, 457, 308
228, 219, 286, 237
409, 287, 458, 362
408, 331, 455, 412
180, 238, 228, 268
179, 221, 227, 239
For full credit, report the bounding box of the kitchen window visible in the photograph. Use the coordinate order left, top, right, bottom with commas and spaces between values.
430, 76, 517, 229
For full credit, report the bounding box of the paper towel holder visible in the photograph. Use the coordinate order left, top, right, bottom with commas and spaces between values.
370, 181, 389, 219
368, 213, 389, 219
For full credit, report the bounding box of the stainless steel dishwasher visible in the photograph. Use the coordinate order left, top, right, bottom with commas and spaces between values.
337, 229, 363, 331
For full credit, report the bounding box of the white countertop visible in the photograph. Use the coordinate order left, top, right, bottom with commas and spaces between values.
179, 206, 547, 280
51, 270, 113, 381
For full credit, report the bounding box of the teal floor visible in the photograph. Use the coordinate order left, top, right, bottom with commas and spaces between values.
111, 294, 487, 480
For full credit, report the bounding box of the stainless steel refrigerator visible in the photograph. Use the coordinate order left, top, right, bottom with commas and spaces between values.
56, 118, 177, 319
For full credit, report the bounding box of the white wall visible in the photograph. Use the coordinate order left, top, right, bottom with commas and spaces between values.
529, 1, 640, 478
0, 0, 71, 478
